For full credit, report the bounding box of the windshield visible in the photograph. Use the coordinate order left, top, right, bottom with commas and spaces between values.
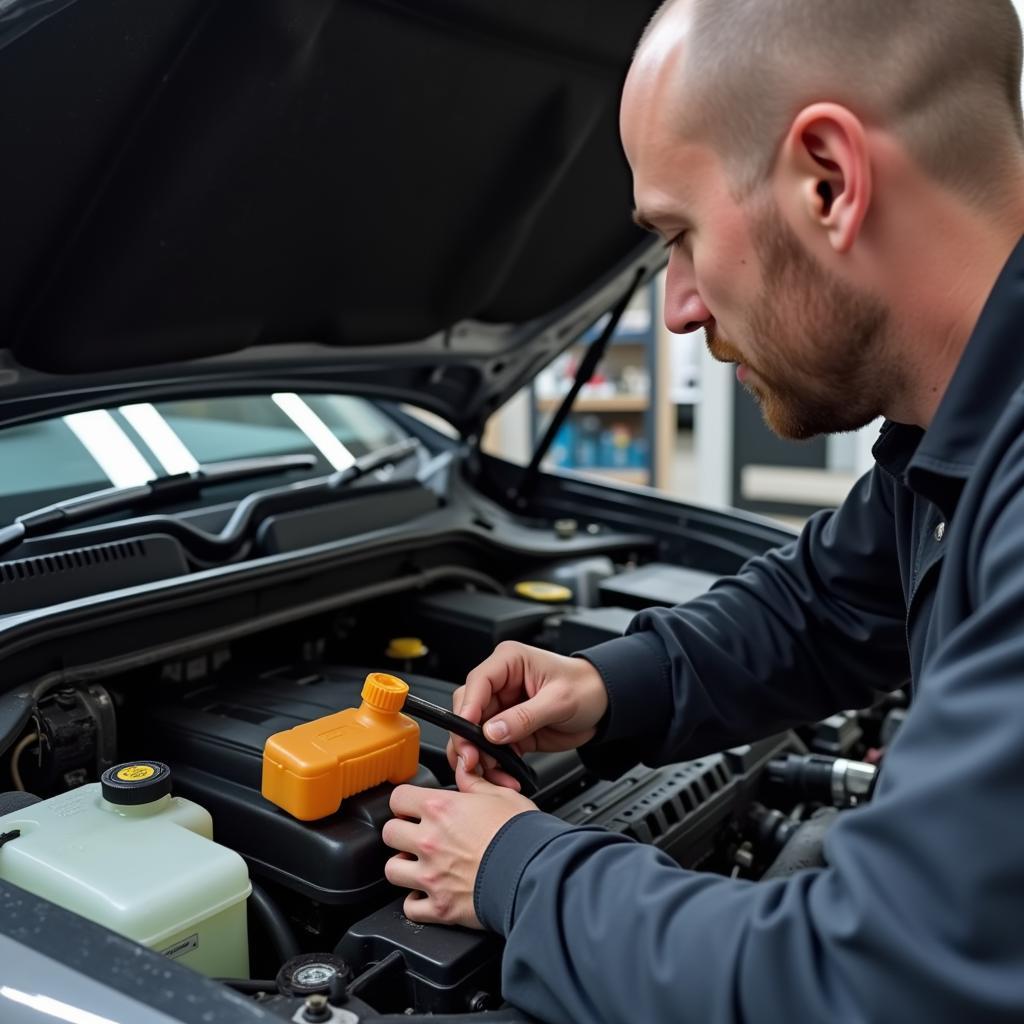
0, 394, 410, 521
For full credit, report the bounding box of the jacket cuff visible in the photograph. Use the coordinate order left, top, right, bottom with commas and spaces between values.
474, 811, 577, 936
577, 630, 672, 746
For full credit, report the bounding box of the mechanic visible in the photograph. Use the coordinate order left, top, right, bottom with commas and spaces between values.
382, 1, 1024, 1021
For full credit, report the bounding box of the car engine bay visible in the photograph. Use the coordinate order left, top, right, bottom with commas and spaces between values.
0, 523, 904, 1021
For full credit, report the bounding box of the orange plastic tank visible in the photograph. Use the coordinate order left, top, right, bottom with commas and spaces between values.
261, 672, 420, 821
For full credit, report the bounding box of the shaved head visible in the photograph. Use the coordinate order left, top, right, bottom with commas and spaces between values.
638, 0, 1024, 201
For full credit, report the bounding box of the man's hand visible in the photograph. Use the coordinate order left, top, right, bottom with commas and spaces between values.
382, 760, 538, 928
447, 641, 610, 787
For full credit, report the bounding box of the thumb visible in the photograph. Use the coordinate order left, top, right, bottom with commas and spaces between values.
482, 688, 560, 745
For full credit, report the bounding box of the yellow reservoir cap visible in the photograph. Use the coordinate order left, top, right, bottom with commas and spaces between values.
361, 672, 409, 713
514, 581, 574, 604
385, 637, 428, 660
262, 672, 420, 821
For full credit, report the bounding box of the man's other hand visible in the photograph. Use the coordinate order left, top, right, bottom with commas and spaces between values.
383, 759, 538, 928
446, 642, 609, 787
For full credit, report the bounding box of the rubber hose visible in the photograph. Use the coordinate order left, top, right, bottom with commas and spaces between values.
248, 883, 301, 965
402, 693, 538, 796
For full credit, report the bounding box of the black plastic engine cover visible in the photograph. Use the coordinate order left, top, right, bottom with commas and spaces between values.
338, 897, 503, 1015
171, 761, 439, 904
139, 665, 581, 903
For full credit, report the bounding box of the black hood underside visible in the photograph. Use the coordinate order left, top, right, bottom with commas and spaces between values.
0, 0, 664, 433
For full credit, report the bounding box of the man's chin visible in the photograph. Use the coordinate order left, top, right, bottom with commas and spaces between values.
756, 391, 877, 441
750, 387, 827, 442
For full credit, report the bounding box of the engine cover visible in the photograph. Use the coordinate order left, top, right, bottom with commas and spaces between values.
136, 665, 579, 905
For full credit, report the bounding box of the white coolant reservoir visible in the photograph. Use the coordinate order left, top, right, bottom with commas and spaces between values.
0, 761, 251, 977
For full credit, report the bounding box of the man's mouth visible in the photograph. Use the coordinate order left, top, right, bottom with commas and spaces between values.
705, 330, 744, 367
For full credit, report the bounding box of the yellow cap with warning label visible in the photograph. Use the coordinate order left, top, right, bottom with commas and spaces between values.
101, 761, 172, 806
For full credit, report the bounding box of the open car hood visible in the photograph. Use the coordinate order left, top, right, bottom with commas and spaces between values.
0, 0, 664, 436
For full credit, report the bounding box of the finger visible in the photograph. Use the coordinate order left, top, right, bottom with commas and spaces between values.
453, 734, 482, 772
447, 735, 477, 773
384, 853, 422, 891
389, 784, 427, 819
482, 686, 569, 746
481, 765, 522, 791
403, 891, 438, 924
461, 643, 526, 724
449, 684, 483, 772
381, 818, 419, 854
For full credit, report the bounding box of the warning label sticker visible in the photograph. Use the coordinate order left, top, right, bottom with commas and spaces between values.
116, 765, 156, 782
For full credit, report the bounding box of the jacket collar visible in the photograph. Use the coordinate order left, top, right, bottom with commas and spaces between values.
873, 235, 1024, 517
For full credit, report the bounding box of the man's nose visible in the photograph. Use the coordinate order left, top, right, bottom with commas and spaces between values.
663, 252, 711, 334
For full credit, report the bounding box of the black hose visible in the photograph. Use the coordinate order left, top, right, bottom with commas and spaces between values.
403, 693, 538, 797
248, 883, 301, 965
0, 691, 34, 759
345, 949, 405, 1000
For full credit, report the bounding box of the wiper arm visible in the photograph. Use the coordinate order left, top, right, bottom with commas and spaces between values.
0, 454, 318, 559
217, 437, 422, 544
0, 439, 422, 563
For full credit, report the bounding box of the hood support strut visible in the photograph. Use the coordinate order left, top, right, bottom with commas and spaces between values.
512, 270, 645, 507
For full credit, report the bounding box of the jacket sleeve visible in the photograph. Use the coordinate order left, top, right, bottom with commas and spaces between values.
473, 444, 1024, 1024
578, 464, 910, 777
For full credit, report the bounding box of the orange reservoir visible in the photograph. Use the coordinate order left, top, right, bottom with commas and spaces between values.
262, 673, 420, 820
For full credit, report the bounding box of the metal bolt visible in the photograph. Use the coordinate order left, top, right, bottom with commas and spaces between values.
554, 518, 578, 540
302, 993, 332, 1023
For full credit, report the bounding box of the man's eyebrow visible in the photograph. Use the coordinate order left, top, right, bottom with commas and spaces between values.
632, 209, 659, 234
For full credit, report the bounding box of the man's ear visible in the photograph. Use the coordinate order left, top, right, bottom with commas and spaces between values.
776, 103, 872, 254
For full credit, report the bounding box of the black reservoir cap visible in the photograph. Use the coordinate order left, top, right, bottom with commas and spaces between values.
101, 761, 172, 805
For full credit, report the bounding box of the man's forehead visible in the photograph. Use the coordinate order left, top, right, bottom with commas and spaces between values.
621, 28, 700, 163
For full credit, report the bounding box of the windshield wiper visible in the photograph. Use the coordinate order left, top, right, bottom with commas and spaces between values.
0, 439, 421, 562
0, 454, 319, 559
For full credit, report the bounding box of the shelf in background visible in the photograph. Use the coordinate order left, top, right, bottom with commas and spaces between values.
536, 395, 648, 414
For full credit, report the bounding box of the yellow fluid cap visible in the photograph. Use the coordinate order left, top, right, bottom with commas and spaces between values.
515, 581, 573, 604
361, 672, 409, 713
386, 637, 428, 660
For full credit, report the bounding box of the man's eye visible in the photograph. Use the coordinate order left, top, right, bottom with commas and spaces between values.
664, 231, 687, 250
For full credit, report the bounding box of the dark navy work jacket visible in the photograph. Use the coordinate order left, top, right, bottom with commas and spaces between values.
474, 237, 1024, 1023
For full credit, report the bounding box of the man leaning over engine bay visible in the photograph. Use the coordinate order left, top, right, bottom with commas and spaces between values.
383, 2, 1024, 1021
